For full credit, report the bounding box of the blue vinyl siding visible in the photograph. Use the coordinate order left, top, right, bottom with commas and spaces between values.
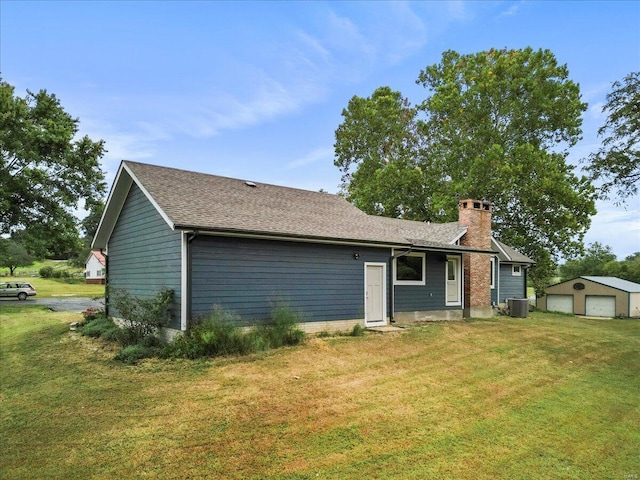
108, 184, 182, 328
491, 285, 498, 305
498, 263, 526, 302
394, 253, 457, 312
191, 236, 390, 324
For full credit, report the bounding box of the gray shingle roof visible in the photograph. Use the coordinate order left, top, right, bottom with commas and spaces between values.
371, 216, 469, 251
581, 276, 640, 293
94, 161, 493, 253
126, 161, 411, 245
492, 238, 535, 264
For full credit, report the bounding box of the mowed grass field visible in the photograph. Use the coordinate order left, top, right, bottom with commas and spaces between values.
1, 306, 638, 479
1, 276, 104, 298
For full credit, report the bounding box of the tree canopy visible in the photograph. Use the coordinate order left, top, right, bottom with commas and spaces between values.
334, 87, 430, 220
334, 48, 597, 291
0, 79, 106, 257
559, 243, 640, 284
0, 239, 32, 276
585, 71, 640, 203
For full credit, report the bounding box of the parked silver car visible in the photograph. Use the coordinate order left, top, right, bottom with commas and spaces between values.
0, 282, 37, 300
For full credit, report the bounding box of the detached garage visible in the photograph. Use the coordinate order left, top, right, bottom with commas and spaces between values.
538, 276, 640, 318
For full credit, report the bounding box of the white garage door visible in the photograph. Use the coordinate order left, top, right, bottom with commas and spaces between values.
547, 295, 573, 314
585, 296, 616, 317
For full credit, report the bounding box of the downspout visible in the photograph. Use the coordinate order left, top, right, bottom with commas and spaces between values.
496, 257, 500, 306
389, 247, 414, 324
186, 231, 198, 327
523, 264, 531, 299
100, 248, 108, 318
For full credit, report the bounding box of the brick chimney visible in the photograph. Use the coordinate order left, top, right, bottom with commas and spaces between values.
458, 199, 493, 318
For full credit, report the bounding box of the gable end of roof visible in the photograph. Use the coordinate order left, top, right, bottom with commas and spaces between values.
91, 161, 175, 249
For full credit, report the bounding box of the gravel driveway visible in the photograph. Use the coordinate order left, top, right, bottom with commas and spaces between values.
1, 297, 105, 312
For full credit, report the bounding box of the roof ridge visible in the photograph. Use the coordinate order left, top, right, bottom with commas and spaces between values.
123, 160, 341, 199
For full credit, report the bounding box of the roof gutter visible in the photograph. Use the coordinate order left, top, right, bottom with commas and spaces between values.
173, 224, 495, 255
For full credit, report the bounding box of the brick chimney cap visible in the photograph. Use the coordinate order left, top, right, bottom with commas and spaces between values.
459, 198, 493, 211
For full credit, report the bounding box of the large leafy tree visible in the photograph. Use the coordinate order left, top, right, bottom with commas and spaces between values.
558, 242, 617, 281
609, 252, 640, 284
0, 239, 32, 276
0, 79, 106, 256
335, 48, 597, 292
334, 87, 432, 220
585, 71, 640, 203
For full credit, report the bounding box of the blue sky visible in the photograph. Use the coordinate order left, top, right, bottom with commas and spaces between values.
2, 0, 639, 259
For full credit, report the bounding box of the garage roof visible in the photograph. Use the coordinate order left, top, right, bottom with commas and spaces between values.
581, 276, 640, 293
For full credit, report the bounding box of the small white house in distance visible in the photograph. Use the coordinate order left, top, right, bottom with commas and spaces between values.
85, 250, 106, 284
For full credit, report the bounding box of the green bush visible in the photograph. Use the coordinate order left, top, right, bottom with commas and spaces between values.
80, 316, 119, 339
101, 327, 121, 343
114, 344, 159, 365
163, 308, 251, 359
163, 305, 306, 360
39, 266, 54, 278
81, 301, 305, 363
350, 324, 366, 337
110, 287, 174, 346
255, 305, 306, 348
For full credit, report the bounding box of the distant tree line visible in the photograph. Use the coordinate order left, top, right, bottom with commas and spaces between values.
559, 242, 640, 284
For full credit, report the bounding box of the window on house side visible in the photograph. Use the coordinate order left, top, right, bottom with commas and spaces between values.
395, 253, 426, 285
512, 265, 522, 276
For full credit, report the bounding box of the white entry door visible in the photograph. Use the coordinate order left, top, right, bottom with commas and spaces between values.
365, 263, 386, 327
446, 256, 461, 306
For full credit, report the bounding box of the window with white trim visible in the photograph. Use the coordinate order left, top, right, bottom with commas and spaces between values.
512, 264, 522, 276
394, 252, 426, 285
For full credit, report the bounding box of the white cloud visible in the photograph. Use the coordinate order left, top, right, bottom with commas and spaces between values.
294, 30, 333, 70
581, 82, 613, 103
497, 2, 521, 18
167, 72, 318, 139
62, 1, 472, 173
326, 10, 374, 58
286, 146, 334, 170
445, 0, 471, 21
585, 200, 640, 258
374, 3, 428, 65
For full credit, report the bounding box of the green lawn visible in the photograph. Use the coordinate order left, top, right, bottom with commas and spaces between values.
2, 276, 104, 298
2, 259, 104, 298
1, 307, 638, 479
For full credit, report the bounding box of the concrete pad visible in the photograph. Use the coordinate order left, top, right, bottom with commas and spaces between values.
366, 325, 407, 333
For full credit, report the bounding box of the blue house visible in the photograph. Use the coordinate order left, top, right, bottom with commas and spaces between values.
92, 161, 533, 335
491, 238, 535, 305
